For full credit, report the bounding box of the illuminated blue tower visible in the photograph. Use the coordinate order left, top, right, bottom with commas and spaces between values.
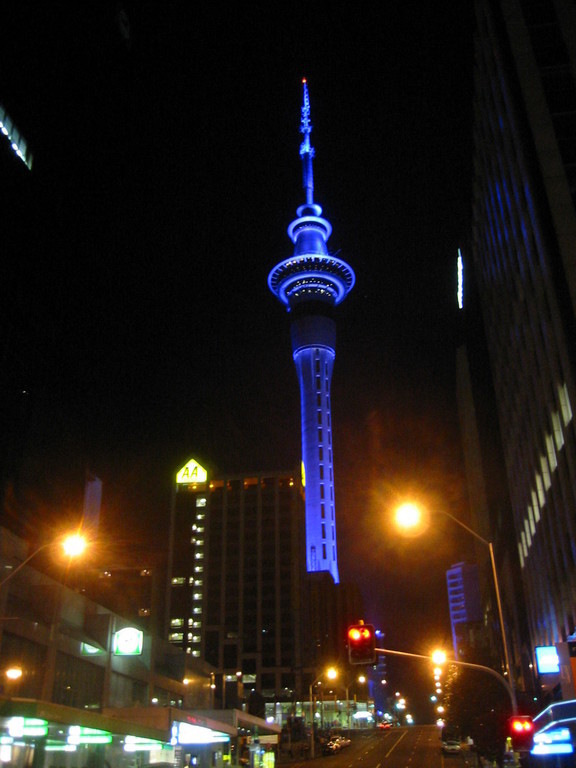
268, 79, 355, 584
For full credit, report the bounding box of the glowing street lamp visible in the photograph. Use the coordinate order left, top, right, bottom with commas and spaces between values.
309, 667, 337, 758
395, 503, 517, 713
0, 532, 88, 588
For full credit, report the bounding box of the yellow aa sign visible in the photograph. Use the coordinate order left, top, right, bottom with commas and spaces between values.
176, 458, 208, 485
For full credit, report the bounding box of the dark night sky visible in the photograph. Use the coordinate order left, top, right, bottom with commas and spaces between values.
1, 1, 477, 717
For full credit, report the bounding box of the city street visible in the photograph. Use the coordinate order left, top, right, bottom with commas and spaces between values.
284, 726, 474, 768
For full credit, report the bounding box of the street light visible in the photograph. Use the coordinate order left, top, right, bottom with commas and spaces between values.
395, 503, 517, 713
309, 666, 337, 759
0, 532, 87, 588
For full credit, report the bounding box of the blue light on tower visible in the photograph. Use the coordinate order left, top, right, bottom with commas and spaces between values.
268, 79, 355, 584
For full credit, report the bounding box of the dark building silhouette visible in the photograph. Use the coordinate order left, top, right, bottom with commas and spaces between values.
465, 0, 576, 702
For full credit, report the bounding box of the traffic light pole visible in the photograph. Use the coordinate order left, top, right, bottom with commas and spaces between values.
375, 646, 517, 714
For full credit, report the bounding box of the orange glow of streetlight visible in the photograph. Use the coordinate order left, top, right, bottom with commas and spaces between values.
431, 649, 447, 665
5, 667, 22, 680
62, 533, 87, 558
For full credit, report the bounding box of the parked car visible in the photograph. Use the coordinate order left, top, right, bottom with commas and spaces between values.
323, 740, 341, 755
335, 735, 351, 748
442, 740, 462, 755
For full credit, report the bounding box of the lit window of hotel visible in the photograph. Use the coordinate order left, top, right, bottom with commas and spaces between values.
192, 650, 200, 657
193, 592, 202, 601
545, 433, 558, 471
196, 497, 207, 507
196, 512, 206, 520
194, 565, 203, 573
171, 618, 184, 628
531, 490, 541, 522
535, 473, 545, 508
169, 632, 184, 642
552, 410, 564, 450
193, 606, 202, 614
188, 619, 202, 628
559, 382, 573, 426
527, 506, 536, 536
540, 455, 551, 491
172, 577, 186, 586
195, 552, 204, 559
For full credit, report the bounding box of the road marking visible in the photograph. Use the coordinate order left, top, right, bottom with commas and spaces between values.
385, 730, 407, 758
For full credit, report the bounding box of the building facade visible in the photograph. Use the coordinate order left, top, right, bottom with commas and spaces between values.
167, 459, 310, 703
268, 80, 355, 585
470, 0, 576, 687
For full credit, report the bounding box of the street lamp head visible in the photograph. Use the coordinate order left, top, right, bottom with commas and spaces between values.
62, 533, 87, 558
326, 667, 337, 680
431, 649, 447, 665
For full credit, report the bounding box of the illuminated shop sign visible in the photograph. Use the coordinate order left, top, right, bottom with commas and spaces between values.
7, 718, 48, 737
535, 645, 560, 674
113, 627, 144, 655
81, 642, 104, 656
176, 459, 208, 485
171, 722, 230, 746
68, 726, 112, 745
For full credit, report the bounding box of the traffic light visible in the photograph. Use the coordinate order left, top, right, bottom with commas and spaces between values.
509, 715, 534, 750
347, 623, 376, 665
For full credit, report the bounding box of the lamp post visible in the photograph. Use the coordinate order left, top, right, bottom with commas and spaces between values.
309, 667, 337, 759
0, 533, 87, 588
395, 503, 517, 713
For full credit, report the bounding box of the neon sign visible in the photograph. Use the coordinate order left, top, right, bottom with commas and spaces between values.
176, 459, 208, 485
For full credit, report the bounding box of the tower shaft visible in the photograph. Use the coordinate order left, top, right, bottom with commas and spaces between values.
268, 80, 355, 585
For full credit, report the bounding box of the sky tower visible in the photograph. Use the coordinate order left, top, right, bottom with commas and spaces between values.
268, 80, 355, 584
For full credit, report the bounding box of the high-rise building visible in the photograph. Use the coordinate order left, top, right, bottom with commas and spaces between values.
268, 80, 355, 585
446, 561, 483, 659
469, 0, 576, 688
167, 458, 309, 702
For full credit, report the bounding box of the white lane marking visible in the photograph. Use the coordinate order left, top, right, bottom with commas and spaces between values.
385, 730, 408, 758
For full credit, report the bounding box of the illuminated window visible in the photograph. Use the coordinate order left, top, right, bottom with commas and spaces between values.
540, 455, 551, 491
531, 490, 541, 522
169, 633, 184, 642
171, 577, 185, 586
139, 608, 150, 617
559, 382, 573, 426
171, 618, 184, 627
195, 552, 204, 559
535, 473, 545, 507
527, 506, 536, 536
552, 410, 564, 450
192, 650, 200, 657
193, 607, 202, 614
194, 565, 203, 573
196, 497, 207, 508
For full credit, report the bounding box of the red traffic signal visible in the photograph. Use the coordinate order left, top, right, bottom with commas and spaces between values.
347, 623, 376, 665
509, 716, 534, 749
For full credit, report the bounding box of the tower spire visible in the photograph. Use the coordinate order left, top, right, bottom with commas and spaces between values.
300, 78, 315, 206
267, 80, 355, 585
